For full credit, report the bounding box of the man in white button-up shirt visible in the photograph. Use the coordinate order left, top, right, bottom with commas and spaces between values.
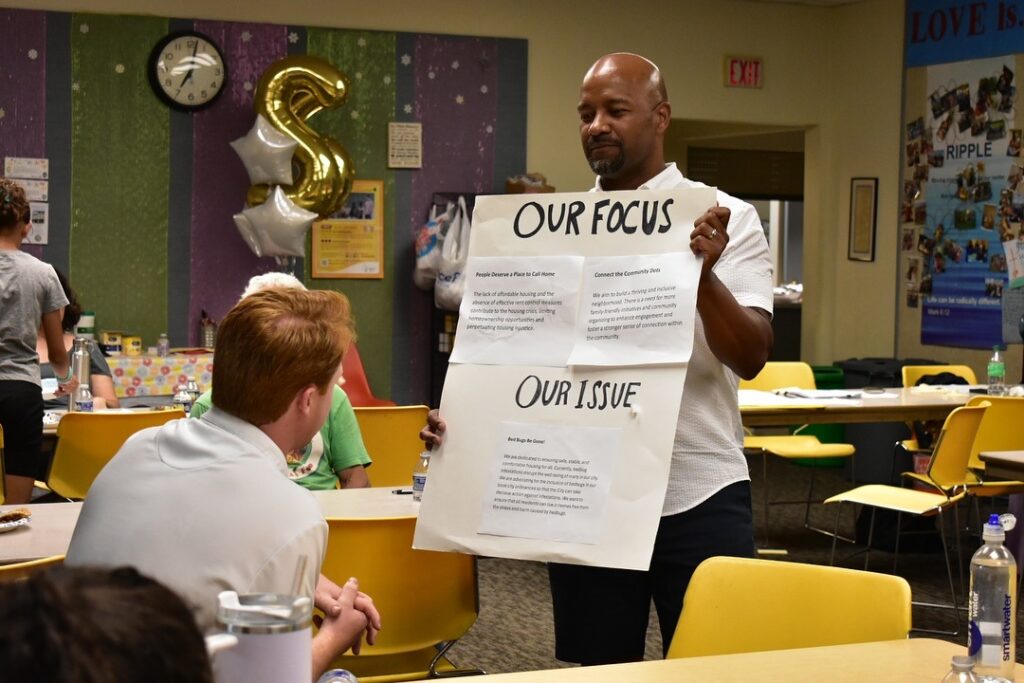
68, 288, 381, 680
424, 52, 774, 665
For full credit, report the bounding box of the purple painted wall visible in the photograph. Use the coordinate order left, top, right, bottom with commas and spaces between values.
188, 21, 287, 340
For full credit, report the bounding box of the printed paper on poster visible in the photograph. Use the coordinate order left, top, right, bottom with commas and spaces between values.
450, 255, 584, 366
569, 252, 698, 366
478, 421, 621, 544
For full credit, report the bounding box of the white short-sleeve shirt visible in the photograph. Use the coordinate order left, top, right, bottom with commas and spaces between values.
66, 407, 327, 632
594, 163, 774, 514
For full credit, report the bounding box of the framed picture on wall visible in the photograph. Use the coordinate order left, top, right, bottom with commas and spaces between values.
848, 177, 878, 262
311, 179, 385, 279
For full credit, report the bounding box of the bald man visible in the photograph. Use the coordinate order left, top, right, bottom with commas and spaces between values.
556, 53, 774, 665
423, 53, 774, 664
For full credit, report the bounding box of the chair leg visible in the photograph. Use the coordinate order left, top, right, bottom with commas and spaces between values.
908, 510, 961, 637
429, 639, 487, 678
762, 451, 771, 545
802, 467, 816, 529
953, 503, 965, 601
864, 507, 877, 571
829, 501, 844, 566
892, 511, 903, 575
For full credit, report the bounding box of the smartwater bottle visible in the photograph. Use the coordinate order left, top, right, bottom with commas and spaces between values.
968, 514, 1016, 682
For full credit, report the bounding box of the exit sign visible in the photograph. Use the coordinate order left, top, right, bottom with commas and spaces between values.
724, 56, 763, 88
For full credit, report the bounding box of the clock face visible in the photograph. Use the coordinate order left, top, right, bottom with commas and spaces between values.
149, 32, 226, 111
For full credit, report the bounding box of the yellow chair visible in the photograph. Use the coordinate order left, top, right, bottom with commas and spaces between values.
354, 406, 431, 488
897, 365, 978, 470
824, 403, 988, 635
45, 410, 185, 500
739, 362, 856, 543
902, 365, 978, 387
667, 556, 911, 658
0, 555, 64, 583
321, 516, 483, 683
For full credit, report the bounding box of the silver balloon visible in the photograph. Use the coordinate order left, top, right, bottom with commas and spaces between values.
232, 186, 317, 258
230, 114, 298, 186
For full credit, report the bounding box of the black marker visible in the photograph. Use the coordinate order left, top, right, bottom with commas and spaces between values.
391, 488, 414, 495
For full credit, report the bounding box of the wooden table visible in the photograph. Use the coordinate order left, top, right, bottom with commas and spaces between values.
0, 487, 417, 564
479, 639, 1020, 682
979, 450, 1024, 480
741, 387, 970, 427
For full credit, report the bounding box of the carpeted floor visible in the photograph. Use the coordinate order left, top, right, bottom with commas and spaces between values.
444, 454, 1020, 674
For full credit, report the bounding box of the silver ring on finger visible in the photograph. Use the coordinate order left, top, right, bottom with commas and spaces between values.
710, 228, 718, 239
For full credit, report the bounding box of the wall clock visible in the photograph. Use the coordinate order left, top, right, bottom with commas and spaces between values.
148, 31, 227, 111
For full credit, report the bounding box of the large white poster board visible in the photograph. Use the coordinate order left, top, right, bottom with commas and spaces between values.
413, 188, 714, 570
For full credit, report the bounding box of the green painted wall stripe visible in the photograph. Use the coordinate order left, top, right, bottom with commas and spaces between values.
70, 13, 170, 345
306, 28, 396, 398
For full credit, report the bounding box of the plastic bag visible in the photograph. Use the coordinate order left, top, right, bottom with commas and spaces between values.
412, 202, 453, 291
435, 195, 471, 311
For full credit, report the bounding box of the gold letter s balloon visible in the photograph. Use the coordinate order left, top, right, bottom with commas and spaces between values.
247, 56, 354, 217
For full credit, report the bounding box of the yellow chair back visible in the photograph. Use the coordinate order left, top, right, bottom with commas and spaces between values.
925, 403, 988, 491
322, 516, 478, 678
966, 395, 1024, 472
0, 555, 64, 583
902, 364, 978, 387
354, 406, 430, 488
47, 410, 185, 500
667, 556, 911, 658
739, 362, 816, 391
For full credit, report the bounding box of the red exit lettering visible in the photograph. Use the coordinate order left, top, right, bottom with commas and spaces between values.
724, 56, 763, 89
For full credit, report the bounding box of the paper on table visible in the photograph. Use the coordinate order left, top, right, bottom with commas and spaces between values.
479, 421, 621, 544
450, 255, 583, 366
567, 252, 699, 367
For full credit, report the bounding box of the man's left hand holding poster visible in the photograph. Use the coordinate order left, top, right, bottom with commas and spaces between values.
413, 187, 715, 570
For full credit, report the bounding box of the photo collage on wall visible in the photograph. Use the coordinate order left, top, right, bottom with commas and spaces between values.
901, 57, 1015, 347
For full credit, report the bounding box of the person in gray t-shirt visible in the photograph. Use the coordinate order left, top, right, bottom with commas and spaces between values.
0, 179, 72, 503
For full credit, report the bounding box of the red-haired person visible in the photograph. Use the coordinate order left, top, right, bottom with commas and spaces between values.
67, 288, 380, 680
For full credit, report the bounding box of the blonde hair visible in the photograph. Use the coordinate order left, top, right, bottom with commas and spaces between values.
212, 288, 353, 424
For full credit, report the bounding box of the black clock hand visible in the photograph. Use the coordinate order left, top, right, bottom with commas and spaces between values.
179, 40, 199, 88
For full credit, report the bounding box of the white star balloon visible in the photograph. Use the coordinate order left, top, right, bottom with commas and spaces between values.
233, 186, 317, 258
230, 114, 298, 186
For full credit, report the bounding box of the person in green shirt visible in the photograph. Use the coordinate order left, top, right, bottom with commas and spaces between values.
190, 384, 370, 489
190, 272, 372, 490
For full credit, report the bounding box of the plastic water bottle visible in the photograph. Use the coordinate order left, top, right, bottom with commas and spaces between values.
412, 450, 431, 502
317, 670, 359, 683
73, 384, 93, 413
157, 332, 170, 357
988, 346, 1007, 395
968, 514, 1016, 682
173, 384, 193, 414
185, 376, 200, 403
942, 655, 980, 683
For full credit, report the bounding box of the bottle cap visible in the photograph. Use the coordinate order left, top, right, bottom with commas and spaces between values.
983, 513, 1014, 541
420, 450, 432, 459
